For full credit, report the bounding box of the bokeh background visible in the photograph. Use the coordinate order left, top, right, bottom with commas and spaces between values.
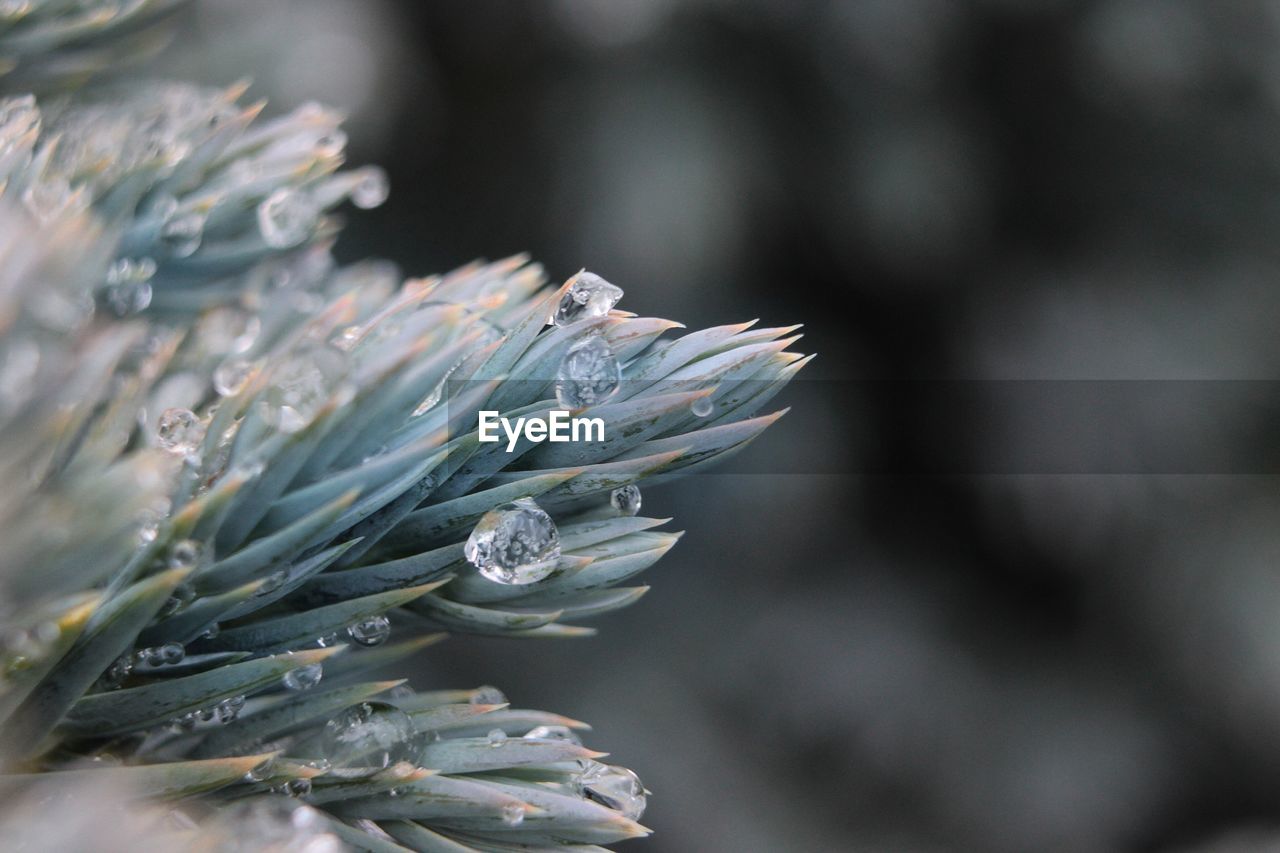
153, 1, 1280, 850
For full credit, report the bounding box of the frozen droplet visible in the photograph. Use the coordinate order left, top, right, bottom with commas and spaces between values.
610, 484, 641, 517
169, 540, 202, 570
321, 701, 415, 771
282, 778, 312, 798
486, 728, 507, 748
691, 396, 714, 417
156, 407, 205, 455
283, 661, 323, 691
261, 347, 344, 434
347, 615, 391, 647
576, 761, 647, 820
201, 622, 220, 640
411, 365, 455, 417
159, 581, 196, 617
316, 632, 341, 648
99, 654, 133, 690
213, 357, 256, 396
553, 271, 623, 326
136, 642, 185, 666
523, 725, 582, 744
161, 211, 206, 258
258, 188, 319, 249
350, 166, 389, 209
388, 684, 416, 701
470, 685, 507, 706
216, 695, 246, 723
102, 257, 156, 317
464, 497, 561, 585
555, 335, 621, 408
257, 569, 288, 597
501, 802, 525, 827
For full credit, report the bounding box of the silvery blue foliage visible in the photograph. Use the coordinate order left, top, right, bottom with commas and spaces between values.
0, 3, 805, 849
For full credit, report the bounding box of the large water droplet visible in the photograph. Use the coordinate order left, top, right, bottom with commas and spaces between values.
552, 271, 623, 326
161, 211, 206, 258
282, 661, 323, 691
470, 685, 507, 706
347, 615, 391, 647
610, 484, 641, 517
350, 166, 389, 209
576, 761, 647, 820
213, 357, 256, 397
102, 257, 156, 316
464, 497, 561, 585
321, 701, 415, 771
156, 407, 205, 455
555, 335, 621, 409
691, 396, 714, 417
260, 347, 344, 433
486, 728, 507, 748
258, 188, 319, 249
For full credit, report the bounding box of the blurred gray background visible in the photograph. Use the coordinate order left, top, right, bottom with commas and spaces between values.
159, 1, 1280, 850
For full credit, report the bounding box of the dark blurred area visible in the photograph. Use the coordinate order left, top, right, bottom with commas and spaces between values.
161, 1, 1280, 850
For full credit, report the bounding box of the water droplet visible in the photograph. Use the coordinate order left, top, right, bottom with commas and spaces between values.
161, 211, 206, 258
159, 581, 196, 616
246, 756, 277, 783
102, 257, 156, 316
201, 622, 220, 640
388, 684, 416, 701
173, 711, 200, 732
315, 632, 341, 648
260, 347, 344, 433
552, 271, 624, 326
213, 357, 256, 396
411, 365, 456, 417
464, 497, 561, 585
691, 396, 714, 417
523, 725, 582, 744
350, 166, 389, 209
470, 685, 507, 705
216, 694, 246, 723
486, 728, 507, 748
501, 802, 525, 827
258, 188, 319, 249
156, 407, 205, 455
321, 701, 415, 771
136, 642, 185, 666
283, 661, 323, 691
555, 334, 621, 408
257, 569, 288, 597
169, 540, 202, 570
279, 778, 312, 798
347, 615, 391, 647
576, 761, 647, 820
610, 484, 641, 517
99, 654, 133, 690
